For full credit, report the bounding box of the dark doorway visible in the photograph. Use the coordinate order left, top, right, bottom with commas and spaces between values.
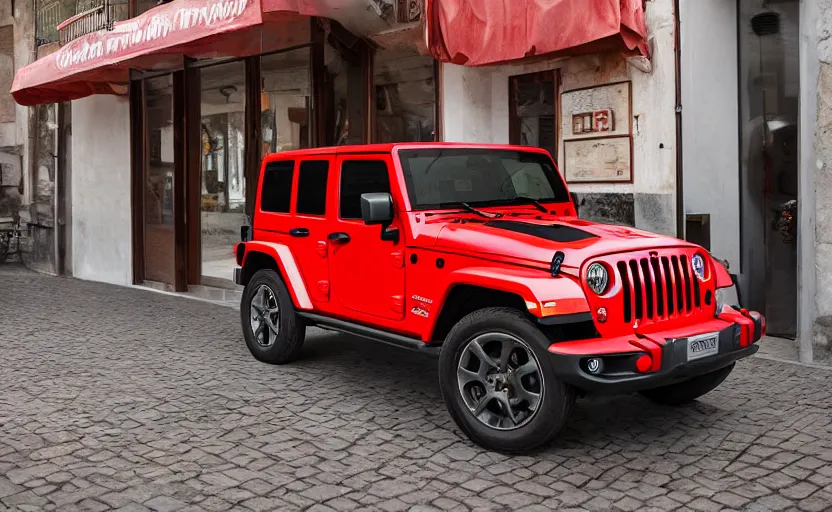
738, 0, 799, 338
508, 70, 558, 159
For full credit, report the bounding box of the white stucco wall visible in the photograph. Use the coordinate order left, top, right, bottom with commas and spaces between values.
71, 95, 132, 286
680, 0, 741, 269
440, 0, 678, 235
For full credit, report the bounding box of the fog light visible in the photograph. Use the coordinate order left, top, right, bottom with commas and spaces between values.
596, 307, 608, 323
635, 354, 652, 373
586, 358, 604, 374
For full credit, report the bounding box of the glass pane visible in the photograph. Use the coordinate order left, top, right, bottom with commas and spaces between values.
325, 41, 365, 145
144, 74, 176, 284
738, 0, 799, 337
199, 61, 247, 282
510, 72, 556, 158
374, 48, 436, 142
261, 47, 311, 157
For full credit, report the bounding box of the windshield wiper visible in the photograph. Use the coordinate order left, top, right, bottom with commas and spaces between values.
510, 196, 550, 213
460, 202, 500, 218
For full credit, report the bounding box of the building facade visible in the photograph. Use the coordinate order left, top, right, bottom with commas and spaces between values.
5, 0, 829, 362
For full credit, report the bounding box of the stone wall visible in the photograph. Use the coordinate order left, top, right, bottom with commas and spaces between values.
812, 0, 832, 360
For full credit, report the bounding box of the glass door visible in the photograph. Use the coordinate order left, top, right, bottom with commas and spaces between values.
198, 61, 248, 284
143, 74, 177, 286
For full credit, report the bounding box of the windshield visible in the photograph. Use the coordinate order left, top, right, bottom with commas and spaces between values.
398, 149, 570, 210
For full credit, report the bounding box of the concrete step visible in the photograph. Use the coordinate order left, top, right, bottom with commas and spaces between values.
187, 284, 243, 305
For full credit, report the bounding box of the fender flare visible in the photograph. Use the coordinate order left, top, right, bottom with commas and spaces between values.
436, 267, 591, 322
240, 241, 313, 310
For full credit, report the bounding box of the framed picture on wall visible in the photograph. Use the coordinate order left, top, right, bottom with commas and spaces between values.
563, 136, 632, 183
561, 81, 633, 184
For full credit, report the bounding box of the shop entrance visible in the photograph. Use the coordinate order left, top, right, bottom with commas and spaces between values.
738, 0, 799, 338
129, 19, 439, 291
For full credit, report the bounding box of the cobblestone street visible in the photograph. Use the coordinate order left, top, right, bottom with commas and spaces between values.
1, 266, 831, 512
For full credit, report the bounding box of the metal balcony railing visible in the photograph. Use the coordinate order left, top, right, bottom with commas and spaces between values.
57, 0, 129, 46
36, 1, 63, 44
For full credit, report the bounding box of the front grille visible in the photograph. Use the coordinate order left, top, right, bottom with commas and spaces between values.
617, 254, 702, 324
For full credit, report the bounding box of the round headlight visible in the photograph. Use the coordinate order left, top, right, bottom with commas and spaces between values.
586, 263, 609, 295
692, 254, 706, 281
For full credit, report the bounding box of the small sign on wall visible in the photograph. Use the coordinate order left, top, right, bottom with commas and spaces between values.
561, 81, 632, 184
571, 109, 614, 135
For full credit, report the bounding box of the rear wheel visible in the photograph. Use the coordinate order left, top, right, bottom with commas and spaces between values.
241, 269, 305, 364
639, 363, 735, 405
438, 307, 575, 454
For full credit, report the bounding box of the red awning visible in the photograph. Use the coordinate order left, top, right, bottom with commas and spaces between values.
11, 0, 319, 106
426, 0, 649, 67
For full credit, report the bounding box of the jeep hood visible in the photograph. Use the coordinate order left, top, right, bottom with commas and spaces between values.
433, 217, 697, 271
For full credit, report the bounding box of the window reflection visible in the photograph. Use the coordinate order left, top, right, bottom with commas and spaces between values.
374, 47, 436, 142
144, 74, 175, 284
261, 47, 311, 156
325, 40, 365, 145
199, 61, 247, 282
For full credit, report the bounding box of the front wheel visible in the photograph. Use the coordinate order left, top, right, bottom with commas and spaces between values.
639, 363, 735, 406
438, 307, 575, 454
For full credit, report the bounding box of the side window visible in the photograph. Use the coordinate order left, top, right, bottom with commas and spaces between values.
339, 160, 391, 219
296, 160, 329, 216
260, 160, 294, 213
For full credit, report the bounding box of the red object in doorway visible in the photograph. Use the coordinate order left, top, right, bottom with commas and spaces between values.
426, 0, 650, 66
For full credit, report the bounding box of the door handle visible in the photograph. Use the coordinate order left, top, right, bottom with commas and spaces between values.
327, 232, 351, 244
289, 228, 310, 238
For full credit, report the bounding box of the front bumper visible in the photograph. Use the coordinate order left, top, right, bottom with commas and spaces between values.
547, 307, 764, 394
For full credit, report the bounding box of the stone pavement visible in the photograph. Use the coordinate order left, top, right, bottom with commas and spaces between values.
1, 265, 831, 512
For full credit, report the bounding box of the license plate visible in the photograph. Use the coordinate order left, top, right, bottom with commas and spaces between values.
687, 333, 719, 361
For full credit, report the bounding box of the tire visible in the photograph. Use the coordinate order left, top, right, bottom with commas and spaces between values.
241, 269, 306, 365
639, 363, 735, 406
438, 307, 575, 454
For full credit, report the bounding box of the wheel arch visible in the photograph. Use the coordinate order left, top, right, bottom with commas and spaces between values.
429, 268, 594, 344
431, 284, 530, 343
239, 242, 313, 310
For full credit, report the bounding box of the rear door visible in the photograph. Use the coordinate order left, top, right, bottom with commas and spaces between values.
328, 154, 405, 320
290, 158, 332, 304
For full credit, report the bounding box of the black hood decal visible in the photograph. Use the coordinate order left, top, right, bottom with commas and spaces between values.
484, 220, 598, 243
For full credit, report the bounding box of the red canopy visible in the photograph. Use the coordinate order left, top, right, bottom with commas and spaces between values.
426, 0, 649, 66
11, 0, 317, 106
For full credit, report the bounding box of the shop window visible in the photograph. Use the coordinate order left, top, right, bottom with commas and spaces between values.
339, 161, 390, 219
509, 70, 557, 158
261, 47, 311, 156
260, 161, 295, 213
296, 161, 328, 216
324, 36, 368, 146
198, 60, 247, 281
374, 47, 437, 142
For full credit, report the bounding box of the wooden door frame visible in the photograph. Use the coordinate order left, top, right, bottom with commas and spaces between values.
185, 65, 202, 285
130, 80, 145, 285
129, 72, 189, 291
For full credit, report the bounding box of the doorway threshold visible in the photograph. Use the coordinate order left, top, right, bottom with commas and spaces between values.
134, 280, 241, 309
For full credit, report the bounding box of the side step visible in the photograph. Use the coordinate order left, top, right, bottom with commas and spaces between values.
298, 313, 441, 357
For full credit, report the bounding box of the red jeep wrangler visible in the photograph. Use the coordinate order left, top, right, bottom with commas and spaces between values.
234, 143, 764, 453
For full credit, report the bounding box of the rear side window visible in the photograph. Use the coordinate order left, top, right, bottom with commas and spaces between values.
296, 161, 329, 216
260, 160, 294, 213
339, 160, 391, 219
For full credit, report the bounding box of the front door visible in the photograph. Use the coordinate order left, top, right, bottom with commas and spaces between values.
328, 155, 405, 320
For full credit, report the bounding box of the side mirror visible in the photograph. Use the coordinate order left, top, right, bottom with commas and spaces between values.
360, 192, 394, 225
